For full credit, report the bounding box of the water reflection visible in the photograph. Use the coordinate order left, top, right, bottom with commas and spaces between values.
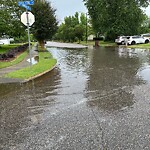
117, 47, 150, 83
137, 65, 150, 83
27, 56, 39, 65
1, 46, 150, 149
48, 47, 90, 73
85, 47, 144, 112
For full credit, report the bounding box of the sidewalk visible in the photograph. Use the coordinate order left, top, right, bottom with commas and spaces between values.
46, 41, 88, 49
0, 43, 38, 84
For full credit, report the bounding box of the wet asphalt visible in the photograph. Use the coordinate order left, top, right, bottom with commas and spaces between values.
0, 46, 150, 150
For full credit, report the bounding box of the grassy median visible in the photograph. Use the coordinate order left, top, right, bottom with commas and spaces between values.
0, 51, 28, 69
0, 44, 29, 69
0, 44, 22, 54
4, 51, 57, 80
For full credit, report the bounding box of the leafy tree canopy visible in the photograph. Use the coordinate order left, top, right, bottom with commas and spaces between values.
83, 0, 150, 40
32, 0, 58, 46
0, 0, 26, 38
54, 12, 90, 43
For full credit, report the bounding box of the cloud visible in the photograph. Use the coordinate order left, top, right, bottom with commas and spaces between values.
50, 0, 87, 21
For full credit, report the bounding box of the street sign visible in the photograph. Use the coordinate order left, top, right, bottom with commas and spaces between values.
18, 1, 35, 66
21, 11, 35, 26
20, 4, 31, 11
18, 1, 34, 6
18, 0, 34, 10
23, 0, 34, 5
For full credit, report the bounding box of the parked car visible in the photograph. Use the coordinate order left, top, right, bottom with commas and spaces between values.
0, 41, 4, 45
115, 36, 127, 45
141, 33, 150, 39
127, 36, 149, 45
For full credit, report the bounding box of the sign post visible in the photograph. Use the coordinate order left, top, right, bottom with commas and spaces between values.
26, 11, 32, 66
18, 0, 35, 66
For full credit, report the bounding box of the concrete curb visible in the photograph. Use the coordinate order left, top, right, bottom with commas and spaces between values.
22, 63, 57, 83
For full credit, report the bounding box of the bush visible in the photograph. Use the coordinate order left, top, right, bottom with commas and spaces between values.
0, 44, 29, 60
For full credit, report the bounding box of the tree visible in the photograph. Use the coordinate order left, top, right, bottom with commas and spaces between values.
32, 0, 58, 48
54, 12, 89, 43
74, 24, 85, 43
83, 0, 149, 41
0, 0, 26, 38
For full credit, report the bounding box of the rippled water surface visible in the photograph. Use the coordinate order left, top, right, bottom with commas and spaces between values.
0, 46, 150, 150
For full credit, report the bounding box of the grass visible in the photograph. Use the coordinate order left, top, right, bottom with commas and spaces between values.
128, 43, 150, 49
5, 51, 57, 80
0, 44, 22, 54
0, 51, 28, 69
77, 40, 150, 48
76, 40, 117, 47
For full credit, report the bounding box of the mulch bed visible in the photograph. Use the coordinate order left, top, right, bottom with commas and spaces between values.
0, 44, 29, 62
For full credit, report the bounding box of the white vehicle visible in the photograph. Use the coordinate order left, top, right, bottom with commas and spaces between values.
0, 41, 4, 45
141, 33, 150, 39
127, 36, 149, 45
115, 36, 127, 45
0, 38, 14, 45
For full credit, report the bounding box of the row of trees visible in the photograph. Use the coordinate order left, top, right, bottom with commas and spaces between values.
1, 0, 150, 43
83, 0, 150, 41
54, 12, 92, 43
0, 0, 58, 47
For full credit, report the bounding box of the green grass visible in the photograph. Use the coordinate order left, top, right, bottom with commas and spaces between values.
0, 44, 22, 54
128, 43, 150, 49
5, 51, 57, 80
0, 51, 28, 69
76, 40, 116, 47
79, 41, 150, 48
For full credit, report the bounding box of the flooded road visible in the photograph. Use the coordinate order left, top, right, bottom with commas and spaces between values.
0, 46, 150, 150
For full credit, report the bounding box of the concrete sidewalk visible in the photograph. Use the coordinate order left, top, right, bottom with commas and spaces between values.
46, 41, 88, 49
0, 43, 38, 83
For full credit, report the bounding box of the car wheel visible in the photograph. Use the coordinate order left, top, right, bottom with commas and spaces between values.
121, 41, 124, 45
131, 41, 136, 45
145, 40, 149, 44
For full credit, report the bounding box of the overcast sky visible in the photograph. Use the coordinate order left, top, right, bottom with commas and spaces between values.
49, 0, 150, 22
50, 0, 87, 22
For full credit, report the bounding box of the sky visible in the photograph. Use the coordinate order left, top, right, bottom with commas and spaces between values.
50, 0, 87, 22
49, 0, 150, 22
145, 6, 150, 16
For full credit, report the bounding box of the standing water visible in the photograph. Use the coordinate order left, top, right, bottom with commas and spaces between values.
0, 46, 150, 150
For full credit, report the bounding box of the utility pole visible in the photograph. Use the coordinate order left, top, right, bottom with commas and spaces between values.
86, 13, 88, 44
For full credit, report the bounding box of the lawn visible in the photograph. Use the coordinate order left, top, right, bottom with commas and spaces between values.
0, 44, 21, 54
76, 40, 117, 47
5, 51, 57, 80
0, 44, 28, 69
128, 43, 150, 49
0, 51, 28, 69
78, 40, 150, 48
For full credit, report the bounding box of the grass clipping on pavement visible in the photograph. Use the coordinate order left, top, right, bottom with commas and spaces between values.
5, 51, 57, 80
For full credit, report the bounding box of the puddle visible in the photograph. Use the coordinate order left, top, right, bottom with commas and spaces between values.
137, 65, 150, 82
27, 56, 39, 65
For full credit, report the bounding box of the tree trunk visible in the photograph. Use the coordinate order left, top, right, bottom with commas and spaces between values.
38, 40, 45, 50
